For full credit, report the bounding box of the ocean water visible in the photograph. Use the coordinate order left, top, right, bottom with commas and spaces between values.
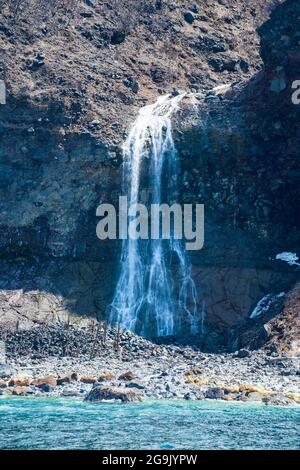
0, 397, 299, 450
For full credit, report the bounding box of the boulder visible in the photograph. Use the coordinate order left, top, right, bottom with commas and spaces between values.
238, 384, 268, 395
98, 370, 115, 382
39, 384, 53, 393
125, 381, 145, 390
118, 371, 135, 381
31, 375, 57, 387
183, 12, 195, 24
57, 375, 72, 386
9, 377, 30, 387
80, 375, 98, 384
247, 392, 263, 401
111, 30, 126, 45
223, 393, 239, 401
12, 386, 34, 396
236, 393, 248, 402
57, 372, 78, 384
204, 387, 225, 400
263, 395, 296, 406
193, 390, 205, 400
85, 385, 143, 403
62, 390, 80, 397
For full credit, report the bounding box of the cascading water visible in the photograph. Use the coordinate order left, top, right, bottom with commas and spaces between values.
109, 93, 199, 337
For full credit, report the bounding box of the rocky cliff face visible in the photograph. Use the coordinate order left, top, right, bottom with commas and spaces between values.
0, 0, 299, 351
172, 0, 300, 345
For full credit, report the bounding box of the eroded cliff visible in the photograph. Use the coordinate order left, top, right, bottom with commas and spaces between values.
0, 0, 299, 352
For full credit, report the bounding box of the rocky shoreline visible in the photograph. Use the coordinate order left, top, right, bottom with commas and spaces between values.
0, 325, 299, 406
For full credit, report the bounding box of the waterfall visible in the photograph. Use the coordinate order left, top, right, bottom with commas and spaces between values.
109, 93, 199, 337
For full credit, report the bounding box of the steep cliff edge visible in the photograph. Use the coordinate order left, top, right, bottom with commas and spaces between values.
0, 0, 299, 352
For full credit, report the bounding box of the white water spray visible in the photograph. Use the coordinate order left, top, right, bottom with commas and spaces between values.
109, 93, 199, 337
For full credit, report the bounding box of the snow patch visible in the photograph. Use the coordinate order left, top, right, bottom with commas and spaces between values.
276, 252, 300, 267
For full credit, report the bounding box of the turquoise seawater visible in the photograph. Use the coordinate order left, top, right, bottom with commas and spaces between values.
0, 397, 299, 450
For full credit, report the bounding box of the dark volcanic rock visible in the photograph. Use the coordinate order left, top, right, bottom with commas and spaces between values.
204, 387, 225, 400
85, 385, 143, 403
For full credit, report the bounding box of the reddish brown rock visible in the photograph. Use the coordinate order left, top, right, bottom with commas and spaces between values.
8, 377, 30, 387
98, 370, 115, 382
57, 375, 71, 386
118, 371, 135, 381
80, 376, 98, 384
31, 376, 57, 387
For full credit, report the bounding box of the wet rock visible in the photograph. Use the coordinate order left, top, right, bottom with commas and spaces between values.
263, 395, 296, 406
12, 386, 34, 396
126, 381, 145, 390
85, 385, 143, 403
236, 392, 248, 402
39, 383, 53, 393
0, 379, 7, 388
247, 392, 263, 401
223, 393, 239, 401
80, 375, 98, 384
62, 390, 80, 397
204, 387, 225, 399
184, 392, 192, 400
193, 390, 205, 400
